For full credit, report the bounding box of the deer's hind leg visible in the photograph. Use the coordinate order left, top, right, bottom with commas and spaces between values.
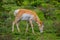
12, 17, 20, 32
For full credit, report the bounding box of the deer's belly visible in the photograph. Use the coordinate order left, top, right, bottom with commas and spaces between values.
21, 14, 34, 20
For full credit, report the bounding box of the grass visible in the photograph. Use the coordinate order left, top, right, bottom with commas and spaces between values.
0, 31, 58, 40
0, 5, 60, 40
0, 20, 60, 40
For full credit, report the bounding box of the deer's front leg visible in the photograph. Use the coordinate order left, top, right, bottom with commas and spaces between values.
29, 19, 35, 34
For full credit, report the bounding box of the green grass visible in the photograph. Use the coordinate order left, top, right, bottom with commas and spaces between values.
0, 31, 59, 40
0, 20, 60, 40
0, 5, 60, 40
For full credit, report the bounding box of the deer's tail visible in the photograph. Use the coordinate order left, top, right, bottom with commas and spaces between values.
14, 9, 20, 16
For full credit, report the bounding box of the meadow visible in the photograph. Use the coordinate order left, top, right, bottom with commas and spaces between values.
0, 0, 60, 40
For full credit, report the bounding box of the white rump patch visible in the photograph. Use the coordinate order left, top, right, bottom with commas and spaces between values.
14, 9, 20, 16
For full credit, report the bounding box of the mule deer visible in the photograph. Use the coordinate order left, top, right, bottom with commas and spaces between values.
12, 9, 44, 34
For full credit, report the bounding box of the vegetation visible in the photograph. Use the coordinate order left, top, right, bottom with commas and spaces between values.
0, 0, 60, 40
